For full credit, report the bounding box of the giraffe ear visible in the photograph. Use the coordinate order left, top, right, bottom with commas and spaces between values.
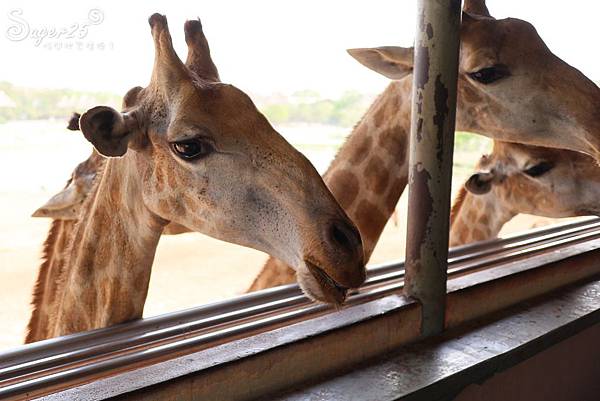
461, 10, 495, 32
32, 182, 82, 220
79, 106, 142, 157
122, 86, 144, 110
66, 112, 81, 131
347, 46, 413, 80
465, 172, 494, 195
462, 0, 492, 17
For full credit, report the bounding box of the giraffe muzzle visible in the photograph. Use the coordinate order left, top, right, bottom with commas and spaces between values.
322, 219, 366, 288
305, 261, 349, 305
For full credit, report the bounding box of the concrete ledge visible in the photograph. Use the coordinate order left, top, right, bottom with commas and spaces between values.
274, 278, 600, 401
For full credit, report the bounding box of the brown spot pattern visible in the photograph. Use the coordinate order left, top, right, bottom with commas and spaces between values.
167, 167, 178, 189
326, 170, 360, 210
471, 227, 486, 241
158, 199, 170, 214
385, 175, 408, 213
378, 126, 408, 164
353, 199, 388, 253
364, 156, 390, 195
348, 130, 372, 165
373, 101, 387, 127
155, 169, 165, 192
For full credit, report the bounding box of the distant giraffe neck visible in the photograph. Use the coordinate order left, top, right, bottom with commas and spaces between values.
26, 219, 75, 343
449, 186, 516, 247
50, 156, 165, 338
249, 80, 412, 291
324, 80, 411, 256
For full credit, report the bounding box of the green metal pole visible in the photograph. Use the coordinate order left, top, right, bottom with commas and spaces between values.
404, 0, 461, 336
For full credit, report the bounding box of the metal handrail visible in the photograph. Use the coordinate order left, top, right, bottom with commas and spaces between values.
5, 217, 594, 370
0, 218, 598, 399
2, 218, 595, 376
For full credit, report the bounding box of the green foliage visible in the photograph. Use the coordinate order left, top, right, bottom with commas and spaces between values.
262, 104, 290, 124
0, 82, 497, 168
454, 131, 492, 153
0, 81, 372, 129
0, 81, 121, 123
452, 131, 493, 175
261, 90, 371, 128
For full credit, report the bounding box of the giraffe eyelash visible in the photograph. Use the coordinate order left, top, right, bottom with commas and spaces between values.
523, 161, 554, 177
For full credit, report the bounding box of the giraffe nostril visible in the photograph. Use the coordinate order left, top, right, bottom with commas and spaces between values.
332, 225, 351, 248
328, 220, 361, 252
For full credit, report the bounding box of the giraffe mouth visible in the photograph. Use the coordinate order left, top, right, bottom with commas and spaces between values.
576, 209, 600, 217
305, 261, 349, 305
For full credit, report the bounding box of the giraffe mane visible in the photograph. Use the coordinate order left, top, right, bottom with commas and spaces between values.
25, 219, 66, 342
450, 185, 469, 226
323, 89, 386, 178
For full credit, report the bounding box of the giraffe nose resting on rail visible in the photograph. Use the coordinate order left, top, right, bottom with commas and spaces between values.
75, 14, 365, 306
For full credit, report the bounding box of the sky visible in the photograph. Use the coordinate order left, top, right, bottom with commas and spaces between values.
0, 0, 598, 97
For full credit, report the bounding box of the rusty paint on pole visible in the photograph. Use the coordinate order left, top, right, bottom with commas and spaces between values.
404, 0, 461, 336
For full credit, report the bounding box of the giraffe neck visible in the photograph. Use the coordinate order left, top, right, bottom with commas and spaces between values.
50, 155, 165, 338
26, 219, 75, 343
449, 186, 516, 247
324, 79, 412, 258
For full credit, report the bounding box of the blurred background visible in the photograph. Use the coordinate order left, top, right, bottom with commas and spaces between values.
0, 0, 597, 349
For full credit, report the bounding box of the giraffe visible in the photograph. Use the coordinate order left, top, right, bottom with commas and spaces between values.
351, 0, 600, 160
38, 14, 365, 341
449, 141, 600, 246
31, 113, 99, 221
27, 113, 193, 341
27, 113, 206, 342
26, 115, 106, 342
28, 153, 104, 341
247, 0, 600, 290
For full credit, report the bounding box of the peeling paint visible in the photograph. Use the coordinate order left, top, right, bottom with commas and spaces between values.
405, 0, 461, 336
434, 74, 449, 163
426, 23, 433, 40
406, 163, 433, 276
417, 91, 423, 115
414, 46, 430, 91
416, 118, 424, 142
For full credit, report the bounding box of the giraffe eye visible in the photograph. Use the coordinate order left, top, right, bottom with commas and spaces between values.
468, 64, 510, 84
524, 161, 554, 177
171, 139, 214, 161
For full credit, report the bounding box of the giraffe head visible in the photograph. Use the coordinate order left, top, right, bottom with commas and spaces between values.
76, 15, 365, 304
347, 0, 600, 161
32, 150, 103, 220
32, 113, 104, 220
465, 141, 600, 218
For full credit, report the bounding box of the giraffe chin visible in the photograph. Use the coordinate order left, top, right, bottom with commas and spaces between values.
297, 261, 348, 306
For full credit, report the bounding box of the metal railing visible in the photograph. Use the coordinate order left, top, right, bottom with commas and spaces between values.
0, 217, 598, 399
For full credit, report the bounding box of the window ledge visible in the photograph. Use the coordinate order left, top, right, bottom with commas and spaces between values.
39, 295, 422, 401
274, 278, 600, 401
38, 246, 600, 401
